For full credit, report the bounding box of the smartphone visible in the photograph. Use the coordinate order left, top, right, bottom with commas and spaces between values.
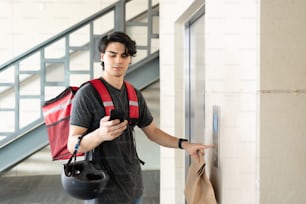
109, 109, 124, 122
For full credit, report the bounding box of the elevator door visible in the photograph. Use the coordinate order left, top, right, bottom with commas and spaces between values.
185, 11, 205, 148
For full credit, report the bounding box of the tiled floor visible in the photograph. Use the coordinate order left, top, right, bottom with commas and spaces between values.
0, 174, 83, 204
0, 170, 159, 204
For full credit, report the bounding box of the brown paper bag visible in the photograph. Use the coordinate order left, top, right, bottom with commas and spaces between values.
184, 152, 217, 204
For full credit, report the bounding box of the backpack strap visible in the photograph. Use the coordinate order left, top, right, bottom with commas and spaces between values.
89, 79, 114, 116
89, 78, 143, 164
89, 79, 139, 121
124, 80, 139, 120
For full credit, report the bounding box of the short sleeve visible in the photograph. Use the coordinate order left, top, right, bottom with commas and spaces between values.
70, 83, 105, 130
136, 90, 153, 128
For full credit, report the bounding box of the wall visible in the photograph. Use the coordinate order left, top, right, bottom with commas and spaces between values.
205, 1, 259, 203
159, 0, 196, 203
260, 0, 306, 203
0, 0, 116, 134
0, 0, 117, 64
160, 0, 259, 203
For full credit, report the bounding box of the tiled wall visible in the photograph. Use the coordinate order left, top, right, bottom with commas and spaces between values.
205, 1, 259, 203
260, 0, 306, 203
0, 0, 113, 64
159, 0, 259, 203
159, 0, 197, 203
0, 0, 115, 135
160, 0, 306, 204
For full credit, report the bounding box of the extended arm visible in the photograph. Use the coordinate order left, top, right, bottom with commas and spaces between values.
142, 122, 215, 162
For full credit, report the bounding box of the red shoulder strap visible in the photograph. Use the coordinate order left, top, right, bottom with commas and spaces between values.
89, 79, 114, 116
89, 79, 139, 120
124, 81, 139, 119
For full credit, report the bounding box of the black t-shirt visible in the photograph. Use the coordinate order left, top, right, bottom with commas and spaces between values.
70, 78, 153, 203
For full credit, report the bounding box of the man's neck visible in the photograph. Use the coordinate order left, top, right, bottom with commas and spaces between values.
101, 74, 124, 90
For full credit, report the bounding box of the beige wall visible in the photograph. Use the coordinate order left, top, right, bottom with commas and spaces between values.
0, 0, 113, 132
0, 0, 156, 65
159, 1, 188, 203
0, 0, 114, 64
160, 0, 259, 203
204, 0, 259, 203
159, 1, 204, 203
260, 0, 306, 203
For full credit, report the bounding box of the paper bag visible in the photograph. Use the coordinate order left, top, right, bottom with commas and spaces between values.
184, 152, 217, 204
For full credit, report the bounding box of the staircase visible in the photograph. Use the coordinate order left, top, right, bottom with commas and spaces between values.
0, 0, 159, 172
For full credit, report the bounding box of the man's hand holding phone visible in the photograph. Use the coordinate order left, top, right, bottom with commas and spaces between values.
109, 109, 125, 122
96, 109, 127, 142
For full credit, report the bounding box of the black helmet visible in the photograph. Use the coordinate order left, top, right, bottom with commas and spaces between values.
61, 160, 109, 200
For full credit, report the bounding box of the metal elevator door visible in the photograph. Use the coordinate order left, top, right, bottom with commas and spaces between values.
185, 10, 205, 148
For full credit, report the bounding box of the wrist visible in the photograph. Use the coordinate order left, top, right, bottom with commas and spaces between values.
178, 138, 188, 149
94, 129, 104, 144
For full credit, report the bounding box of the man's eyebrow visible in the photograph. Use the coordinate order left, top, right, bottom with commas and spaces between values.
106, 50, 129, 55
106, 50, 117, 54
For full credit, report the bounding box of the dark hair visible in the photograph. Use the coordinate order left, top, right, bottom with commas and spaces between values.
98, 31, 137, 57
98, 32, 137, 69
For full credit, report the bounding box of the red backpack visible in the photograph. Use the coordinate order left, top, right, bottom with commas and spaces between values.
42, 79, 139, 160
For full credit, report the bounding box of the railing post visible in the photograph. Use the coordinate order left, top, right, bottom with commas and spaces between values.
114, 0, 126, 32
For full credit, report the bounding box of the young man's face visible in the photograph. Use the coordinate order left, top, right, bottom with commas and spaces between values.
101, 42, 131, 78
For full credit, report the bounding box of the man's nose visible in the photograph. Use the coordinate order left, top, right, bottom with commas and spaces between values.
115, 56, 122, 63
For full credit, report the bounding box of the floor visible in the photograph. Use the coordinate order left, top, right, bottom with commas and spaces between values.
0, 170, 160, 204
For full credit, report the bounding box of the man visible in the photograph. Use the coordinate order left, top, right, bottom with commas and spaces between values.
67, 31, 214, 204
